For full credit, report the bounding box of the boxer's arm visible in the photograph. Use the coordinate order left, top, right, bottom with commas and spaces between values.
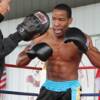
64, 27, 100, 68
16, 49, 31, 67
16, 42, 34, 66
86, 36, 100, 68
16, 36, 41, 66
16, 34, 45, 66
16, 33, 51, 66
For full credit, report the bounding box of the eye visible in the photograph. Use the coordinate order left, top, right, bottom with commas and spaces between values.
59, 18, 65, 21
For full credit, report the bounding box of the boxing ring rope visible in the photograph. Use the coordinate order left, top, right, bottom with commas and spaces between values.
5, 64, 42, 70
0, 63, 99, 98
0, 90, 100, 97
5, 63, 96, 70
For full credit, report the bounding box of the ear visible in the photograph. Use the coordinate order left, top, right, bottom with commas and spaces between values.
68, 17, 73, 25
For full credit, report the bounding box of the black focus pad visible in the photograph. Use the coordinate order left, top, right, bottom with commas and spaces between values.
64, 27, 87, 53
17, 10, 50, 41
33, 10, 50, 35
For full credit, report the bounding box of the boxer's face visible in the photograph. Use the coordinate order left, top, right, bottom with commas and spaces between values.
52, 9, 72, 37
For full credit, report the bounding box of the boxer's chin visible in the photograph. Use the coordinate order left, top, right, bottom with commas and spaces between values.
54, 29, 64, 37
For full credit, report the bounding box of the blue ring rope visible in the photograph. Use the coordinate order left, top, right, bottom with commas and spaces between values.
81, 93, 100, 96
0, 90, 38, 96
0, 90, 100, 96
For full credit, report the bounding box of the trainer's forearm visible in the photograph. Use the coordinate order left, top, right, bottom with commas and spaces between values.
0, 32, 22, 59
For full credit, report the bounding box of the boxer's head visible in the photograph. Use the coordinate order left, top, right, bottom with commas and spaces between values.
52, 4, 73, 38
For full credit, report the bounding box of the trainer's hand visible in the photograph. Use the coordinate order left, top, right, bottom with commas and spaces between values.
26, 42, 53, 61
64, 27, 88, 53
0, 0, 11, 15
16, 10, 50, 41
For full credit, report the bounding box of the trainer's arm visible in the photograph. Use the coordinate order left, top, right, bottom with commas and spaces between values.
86, 36, 100, 68
0, 10, 50, 59
0, 30, 22, 59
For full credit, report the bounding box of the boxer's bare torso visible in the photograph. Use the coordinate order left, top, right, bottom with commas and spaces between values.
17, 28, 82, 81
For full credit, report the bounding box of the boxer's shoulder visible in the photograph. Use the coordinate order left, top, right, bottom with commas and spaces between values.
32, 28, 51, 43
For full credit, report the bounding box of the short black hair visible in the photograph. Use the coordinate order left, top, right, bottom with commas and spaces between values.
54, 4, 72, 18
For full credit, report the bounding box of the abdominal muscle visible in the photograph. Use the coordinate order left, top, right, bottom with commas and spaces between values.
46, 58, 80, 81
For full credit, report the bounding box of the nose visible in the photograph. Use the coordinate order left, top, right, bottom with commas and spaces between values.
53, 20, 60, 27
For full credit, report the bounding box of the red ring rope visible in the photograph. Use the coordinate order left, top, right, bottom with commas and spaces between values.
5, 63, 96, 70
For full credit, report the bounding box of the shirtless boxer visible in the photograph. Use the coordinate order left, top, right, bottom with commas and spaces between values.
16, 4, 100, 100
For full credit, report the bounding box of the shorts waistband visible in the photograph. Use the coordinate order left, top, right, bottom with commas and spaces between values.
43, 79, 80, 92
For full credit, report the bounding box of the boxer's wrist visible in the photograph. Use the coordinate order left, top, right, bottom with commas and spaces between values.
86, 43, 98, 55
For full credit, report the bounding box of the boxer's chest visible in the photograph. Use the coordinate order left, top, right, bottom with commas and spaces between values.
49, 41, 80, 61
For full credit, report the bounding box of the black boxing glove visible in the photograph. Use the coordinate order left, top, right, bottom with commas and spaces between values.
64, 27, 88, 53
27, 43, 53, 61
16, 10, 50, 41
36, 43, 53, 61
26, 48, 36, 59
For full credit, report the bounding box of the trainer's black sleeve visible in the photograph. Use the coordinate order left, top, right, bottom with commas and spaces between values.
0, 31, 22, 59
0, 13, 22, 78
0, 30, 22, 78
0, 14, 22, 59
0, 14, 4, 22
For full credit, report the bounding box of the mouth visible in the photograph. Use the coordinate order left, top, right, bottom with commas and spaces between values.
53, 28, 63, 34
53, 28, 65, 37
